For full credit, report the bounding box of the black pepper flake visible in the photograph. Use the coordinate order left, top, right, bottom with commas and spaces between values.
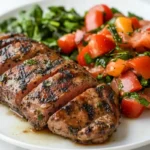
63, 105, 72, 115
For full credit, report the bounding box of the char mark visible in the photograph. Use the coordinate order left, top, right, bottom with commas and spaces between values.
0, 37, 35, 48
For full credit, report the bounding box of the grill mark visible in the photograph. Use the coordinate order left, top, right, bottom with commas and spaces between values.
14, 57, 63, 94
82, 103, 95, 120
39, 70, 74, 103
0, 37, 35, 48
19, 42, 32, 54
17, 65, 28, 91
0, 42, 32, 64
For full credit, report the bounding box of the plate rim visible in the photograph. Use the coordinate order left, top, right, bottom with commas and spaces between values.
0, 0, 150, 149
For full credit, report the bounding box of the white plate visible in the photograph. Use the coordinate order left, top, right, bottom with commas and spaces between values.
0, 0, 150, 150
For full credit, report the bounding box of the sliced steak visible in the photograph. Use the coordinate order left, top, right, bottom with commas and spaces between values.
21, 64, 97, 130
0, 53, 64, 114
0, 40, 51, 75
0, 37, 35, 49
48, 84, 120, 144
0, 33, 25, 40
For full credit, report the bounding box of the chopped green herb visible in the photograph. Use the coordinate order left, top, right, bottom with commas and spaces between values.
89, 24, 105, 33
0, 74, 7, 83
140, 78, 149, 87
118, 80, 123, 90
43, 81, 52, 87
110, 51, 133, 60
107, 17, 116, 25
124, 92, 150, 107
138, 51, 150, 57
97, 75, 113, 84
36, 110, 44, 121
107, 24, 122, 44
111, 7, 122, 14
84, 53, 93, 64
61, 55, 71, 60
95, 56, 110, 68
128, 12, 143, 20
24, 59, 38, 66
97, 74, 103, 80
70, 50, 78, 61
105, 76, 113, 83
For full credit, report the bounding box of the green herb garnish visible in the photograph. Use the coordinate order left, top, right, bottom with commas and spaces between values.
118, 80, 123, 90
111, 7, 122, 14
140, 78, 149, 87
107, 24, 122, 44
97, 75, 113, 84
95, 56, 110, 68
70, 50, 78, 61
124, 92, 150, 107
84, 53, 93, 64
43, 81, 52, 87
24, 59, 38, 66
138, 51, 150, 57
0, 5, 84, 50
110, 51, 133, 60
128, 12, 143, 20
0, 74, 7, 83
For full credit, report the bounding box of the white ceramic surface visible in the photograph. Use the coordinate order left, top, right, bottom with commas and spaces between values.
0, 0, 150, 150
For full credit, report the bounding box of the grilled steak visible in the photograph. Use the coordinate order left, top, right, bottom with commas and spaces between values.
0, 53, 64, 114
21, 63, 97, 130
0, 40, 51, 75
48, 84, 120, 144
0, 33, 120, 145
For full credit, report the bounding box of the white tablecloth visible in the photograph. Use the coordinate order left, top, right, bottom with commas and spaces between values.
0, 0, 150, 150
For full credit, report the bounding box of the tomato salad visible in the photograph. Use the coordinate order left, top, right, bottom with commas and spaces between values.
1, 4, 150, 119
57, 4, 150, 118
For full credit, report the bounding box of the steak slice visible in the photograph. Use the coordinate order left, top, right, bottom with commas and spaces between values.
48, 84, 120, 144
0, 33, 25, 40
0, 37, 35, 49
21, 64, 97, 130
0, 53, 64, 113
0, 40, 51, 75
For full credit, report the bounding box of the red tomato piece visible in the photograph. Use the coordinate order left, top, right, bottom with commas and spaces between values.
77, 46, 90, 66
128, 56, 150, 79
119, 71, 142, 92
99, 27, 113, 41
88, 34, 115, 58
121, 98, 144, 118
58, 33, 76, 54
91, 4, 113, 22
85, 9, 103, 31
130, 17, 141, 30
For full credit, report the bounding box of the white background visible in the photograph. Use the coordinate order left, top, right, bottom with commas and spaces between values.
0, 0, 150, 150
